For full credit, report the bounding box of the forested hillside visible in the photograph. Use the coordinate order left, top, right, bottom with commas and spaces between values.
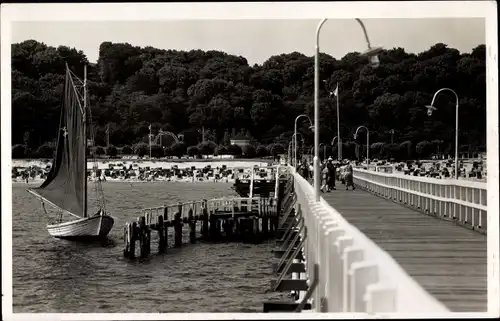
11, 40, 486, 160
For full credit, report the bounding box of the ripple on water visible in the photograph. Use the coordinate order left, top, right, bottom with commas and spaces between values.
12, 182, 287, 312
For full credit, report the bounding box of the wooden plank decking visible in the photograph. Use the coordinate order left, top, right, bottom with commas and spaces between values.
320, 186, 487, 312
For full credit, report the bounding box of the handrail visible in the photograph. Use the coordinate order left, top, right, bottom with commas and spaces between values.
356, 172, 487, 211
354, 167, 486, 189
289, 165, 449, 313
352, 167, 487, 231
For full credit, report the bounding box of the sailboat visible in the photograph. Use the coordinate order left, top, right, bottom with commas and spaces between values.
27, 64, 114, 239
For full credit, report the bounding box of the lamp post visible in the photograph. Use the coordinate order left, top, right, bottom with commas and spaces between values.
288, 141, 293, 165
314, 18, 382, 201
354, 125, 370, 164
425, 88, 460, 179
294, 114, 313, 168
292, 133, 305, 165
389, 129, 395, 144
325, 80, 343, 161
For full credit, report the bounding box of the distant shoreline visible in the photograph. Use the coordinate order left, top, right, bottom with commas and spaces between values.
12, 157, 273, 163
11, 158, 275, 170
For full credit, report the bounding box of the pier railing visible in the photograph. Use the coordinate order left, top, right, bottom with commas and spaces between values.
353, 168, 487, 232
289, 166, 449, 313
141, 196, 277, 224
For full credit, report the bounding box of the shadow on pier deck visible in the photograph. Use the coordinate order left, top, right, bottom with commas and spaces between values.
321, 187, 487, 312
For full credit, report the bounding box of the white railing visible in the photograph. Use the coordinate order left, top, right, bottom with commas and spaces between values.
353, 168, 487, 231
290, 167, 449, 314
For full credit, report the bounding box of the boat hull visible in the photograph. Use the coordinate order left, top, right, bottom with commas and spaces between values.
47, 214, 114, 239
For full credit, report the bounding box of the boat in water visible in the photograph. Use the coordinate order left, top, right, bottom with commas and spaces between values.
27, 64, 114, 239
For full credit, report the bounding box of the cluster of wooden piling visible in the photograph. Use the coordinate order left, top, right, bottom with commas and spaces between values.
123, 196, 282, 259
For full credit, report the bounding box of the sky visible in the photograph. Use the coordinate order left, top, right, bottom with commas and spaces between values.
11, 18, 485, 65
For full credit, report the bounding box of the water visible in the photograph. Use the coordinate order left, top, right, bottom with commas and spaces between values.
12, 182, 285, 313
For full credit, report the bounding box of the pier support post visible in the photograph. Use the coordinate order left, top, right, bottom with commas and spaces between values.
202, 200, 209, 240
224, 218, 234, 241
139, 216, 149, 258
129, 222, 137, 258
174, 203, 183, 247
163, 206, 169, 250
262, 216, 269, 237
158, 215, 166, 253
124, 222, 137, 258
253, 217, 260, 243
188, 208, 196, 244
209, 214, 222, 242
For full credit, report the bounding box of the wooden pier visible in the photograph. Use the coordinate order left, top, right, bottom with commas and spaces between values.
123, 196, 283, 259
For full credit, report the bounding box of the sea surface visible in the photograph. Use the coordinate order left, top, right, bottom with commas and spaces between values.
12, 182, 286, 313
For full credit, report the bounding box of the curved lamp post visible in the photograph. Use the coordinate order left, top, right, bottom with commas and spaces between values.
354, 125, 370, 164
314, 18, 382, 201
294, 114, 313, 168
425, 88, 459, 179
292, 133, 305, 166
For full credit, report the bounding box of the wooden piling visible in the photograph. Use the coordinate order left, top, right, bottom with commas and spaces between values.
262, 216, 269, 236
253, 217, 260, 244
163, 206, 169, 250
188, 208, 196, 244
202, 200, 209, 240
174, 203, 183, 247
139, 216, 149, 258
224, 218, 234, 241
209, 214, 218, 241
129, 222, 136, 258
158, 215, 166, 253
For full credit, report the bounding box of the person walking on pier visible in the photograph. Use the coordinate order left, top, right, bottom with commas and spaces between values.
298, 159, 310, 181
320, 162, 330, 192
327, 158, 336, 190
345, 163, 355, 190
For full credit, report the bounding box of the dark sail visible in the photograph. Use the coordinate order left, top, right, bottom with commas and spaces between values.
33, 66, 86, 217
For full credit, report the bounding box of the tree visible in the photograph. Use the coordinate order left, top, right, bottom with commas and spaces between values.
399, 141, 413, 160
12, 144, 27, 159
95, 146, 105, 156
106, 144, 118, 157
268, 143, 285, 157
227, 144, 242, 156
121, 145, 133, 155
150, 144, 164, 158
198, 140, 216, 156
36, 143, 55, 158
416, 140, 432, 158
370, 142, 386, 159
256, 145, 268, 157
215, 145, 227, 156
134, 143, 148, 157
187, 146, 199, 157
243, 145, 256, 158
11, 39, 486, 159
171, 142, 187, 158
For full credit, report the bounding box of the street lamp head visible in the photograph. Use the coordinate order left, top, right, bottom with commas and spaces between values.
361, 46, 383, 69
353, 133, 357, 140
309, 125, 315, 132
425, 105, 437, 116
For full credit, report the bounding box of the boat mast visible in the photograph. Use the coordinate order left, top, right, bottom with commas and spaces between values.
83, 65, 88, 218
